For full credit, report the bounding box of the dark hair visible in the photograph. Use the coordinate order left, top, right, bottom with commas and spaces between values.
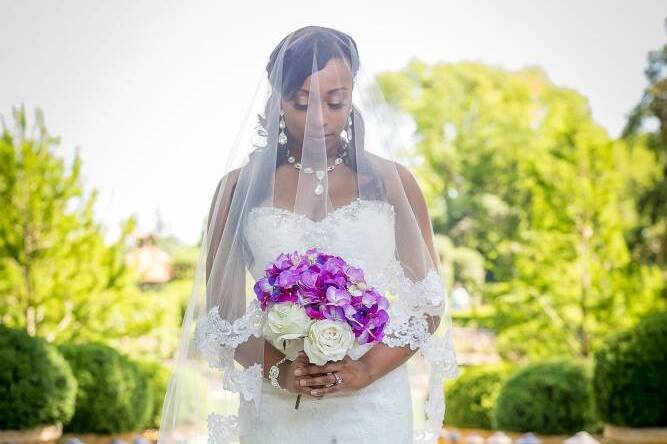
266, 26, 360, 101
235, 26, 385, 271
257, 25, 365, 170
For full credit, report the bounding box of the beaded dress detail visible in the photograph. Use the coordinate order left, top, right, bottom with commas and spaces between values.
198, 198, 458, 443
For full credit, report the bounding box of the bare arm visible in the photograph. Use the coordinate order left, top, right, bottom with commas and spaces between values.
204, 169, 280, 370
358, 161, 441, 383
203, 171, 316, 392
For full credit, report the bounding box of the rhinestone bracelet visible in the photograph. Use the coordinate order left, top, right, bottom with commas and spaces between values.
268, 355, 290, 393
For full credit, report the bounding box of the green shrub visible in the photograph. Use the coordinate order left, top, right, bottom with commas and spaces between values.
58, 343, 153, 433
494, 358, 597, 434
593, 311, 667, 427
137, 359, 170, 429
443, 363, 515, 429
0, 325, 77, 430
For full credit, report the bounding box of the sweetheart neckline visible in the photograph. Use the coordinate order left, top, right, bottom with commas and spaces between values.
246, 197, 395, 224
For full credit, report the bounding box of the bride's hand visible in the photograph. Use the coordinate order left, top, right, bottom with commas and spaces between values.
295, 355, 374, 398
279, 351, 328, 397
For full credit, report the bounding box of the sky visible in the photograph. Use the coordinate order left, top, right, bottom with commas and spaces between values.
1, 0, 665, 245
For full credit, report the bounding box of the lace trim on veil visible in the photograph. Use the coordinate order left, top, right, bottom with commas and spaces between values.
194, 299, 265, 402
376, 264, 460, 443
193, 259, 459, 444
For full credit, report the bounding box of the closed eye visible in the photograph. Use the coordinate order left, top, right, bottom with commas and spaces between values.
294, 103, 345, 111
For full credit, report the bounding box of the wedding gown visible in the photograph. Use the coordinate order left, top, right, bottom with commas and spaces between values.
237, 198, 420, 443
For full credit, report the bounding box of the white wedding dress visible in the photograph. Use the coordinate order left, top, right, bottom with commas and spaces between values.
235, 198, 443, 444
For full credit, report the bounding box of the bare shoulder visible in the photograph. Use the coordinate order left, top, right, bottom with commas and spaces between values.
364, 152, 418, 185
363, 153, 430, 227
209, 167, 242, 219
366, 153, 425, 203
394, 160, 429, 220
223, 167, 243, 188
214, 167, 242, 198
392, 160, 421, 193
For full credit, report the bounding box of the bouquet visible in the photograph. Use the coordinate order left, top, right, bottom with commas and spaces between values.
253, 247, 390, 409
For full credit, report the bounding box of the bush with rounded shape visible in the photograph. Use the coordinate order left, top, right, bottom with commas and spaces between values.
593, 311, 667, 427
0, 325, 77, 430
443, 363, 515, 429
58, 343, 153, 433
136, 359, 170, 429
494, 358, 597, 435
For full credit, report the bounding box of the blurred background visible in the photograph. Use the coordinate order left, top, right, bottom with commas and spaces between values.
0, 1, 665, 443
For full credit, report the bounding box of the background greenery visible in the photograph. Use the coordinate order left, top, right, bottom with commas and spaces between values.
0, 38, 665, 435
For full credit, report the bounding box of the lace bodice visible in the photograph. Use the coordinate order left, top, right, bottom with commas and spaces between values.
244, 198, 397, 283
243, 198, 448, 355
194, 197, 459, 444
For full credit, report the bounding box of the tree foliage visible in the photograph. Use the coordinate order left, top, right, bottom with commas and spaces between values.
378, 59, 665, 360
0, 105, 166, 349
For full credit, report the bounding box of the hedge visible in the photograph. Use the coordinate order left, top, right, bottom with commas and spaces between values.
0, 325, 77, 430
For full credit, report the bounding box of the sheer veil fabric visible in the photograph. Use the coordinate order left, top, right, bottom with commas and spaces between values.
158, 26, 459, 444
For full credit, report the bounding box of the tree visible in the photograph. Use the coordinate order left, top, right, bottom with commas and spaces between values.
377, 60, 664, 360
622, 31, 667, 274
0, 105, 167, 349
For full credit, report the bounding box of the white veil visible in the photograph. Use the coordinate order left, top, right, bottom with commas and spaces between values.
157, 25, 459, 444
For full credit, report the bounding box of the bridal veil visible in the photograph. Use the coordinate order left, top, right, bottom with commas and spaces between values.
158, 25, 459, 444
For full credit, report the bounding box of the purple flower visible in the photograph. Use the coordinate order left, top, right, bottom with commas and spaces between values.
276, 268, 301, 289
322, 256, 346, 273
274, 289, 298, 304
343, 304, 358, 320
300, 269, 320, 288
326, 286, 352, 306
352, 307, 389, 344
253, 277, 273, 310
296, 286, 320, 305
344, 265, 365, 283
255, 248, 390, 346
305, 304, 326, 320
270, 252, 293, 271
322, 304, 346, 322
362, 288, 389, 310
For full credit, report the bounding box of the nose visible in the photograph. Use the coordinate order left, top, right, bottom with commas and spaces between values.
305, 104, 329, 135
305, 122, 328, 137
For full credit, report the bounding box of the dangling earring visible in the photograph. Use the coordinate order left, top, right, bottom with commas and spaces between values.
340, 111, 353, 150
278, 109, 288, 147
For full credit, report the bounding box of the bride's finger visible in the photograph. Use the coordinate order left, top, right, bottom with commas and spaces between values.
295, 351, 309, 363
298, 372, 337, 387
291, 353, 309, 374
295, 383, 324, 398
310, 382, 341, 397
299, 361, 343, 376
297, 385, 319, 396
319, 356, 350, 372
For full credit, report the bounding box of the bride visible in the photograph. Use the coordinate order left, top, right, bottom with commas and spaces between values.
158, 25, 459, 444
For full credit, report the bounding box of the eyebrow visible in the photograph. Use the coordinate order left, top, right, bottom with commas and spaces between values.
298, 87, 348, 94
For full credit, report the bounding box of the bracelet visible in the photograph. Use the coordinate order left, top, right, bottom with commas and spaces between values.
268, 355, 290, 393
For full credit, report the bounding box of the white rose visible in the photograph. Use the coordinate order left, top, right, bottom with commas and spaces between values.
304, 319, 355, 366
263, 302, 311, 354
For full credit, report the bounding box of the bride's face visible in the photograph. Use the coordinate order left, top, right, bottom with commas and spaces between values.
281, 57, 353, 151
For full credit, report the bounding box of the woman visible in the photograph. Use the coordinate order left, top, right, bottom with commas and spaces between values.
158, 26, 459, 444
